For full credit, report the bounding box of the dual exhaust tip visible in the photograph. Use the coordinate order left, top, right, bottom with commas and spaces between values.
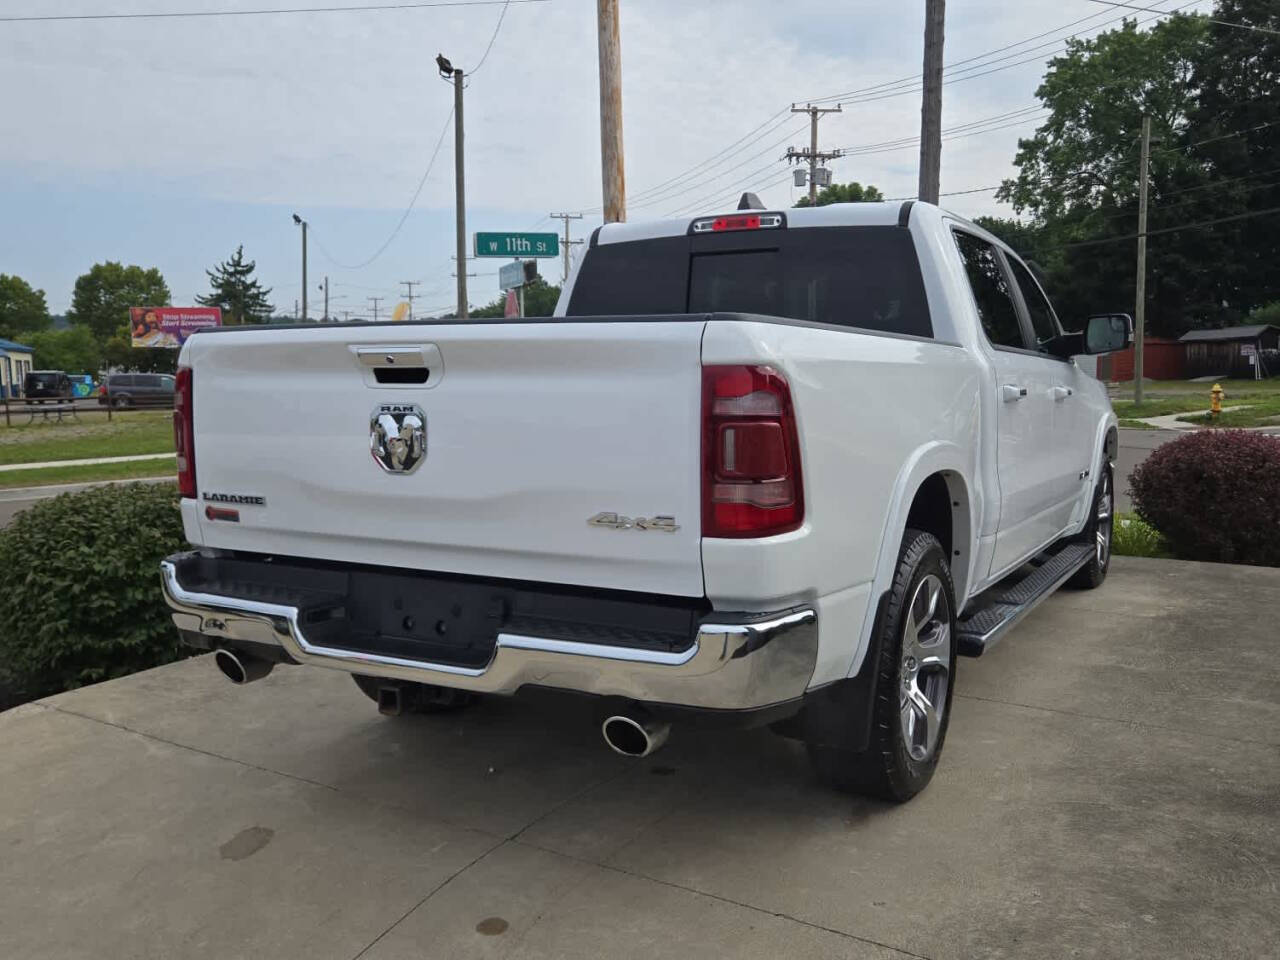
213, 648, 670, 758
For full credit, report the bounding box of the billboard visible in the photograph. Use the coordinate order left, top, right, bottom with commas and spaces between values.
130, 307, 222, 348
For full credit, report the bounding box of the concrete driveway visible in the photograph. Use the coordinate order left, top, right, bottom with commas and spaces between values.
2, 556, 1277, 960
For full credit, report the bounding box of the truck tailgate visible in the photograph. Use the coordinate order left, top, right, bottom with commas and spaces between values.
185, 320, 706, 597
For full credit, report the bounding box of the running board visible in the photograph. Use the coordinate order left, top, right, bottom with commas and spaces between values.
956, 543, 1093, 657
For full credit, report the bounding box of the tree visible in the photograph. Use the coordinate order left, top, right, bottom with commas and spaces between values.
196, 246, 274, 325
101, 324, 177, 374
67, 262, 171, 344
470, 279, 562, 319
26, 327, 101, 376
0, 274, 51, 343
1188, 0, 1280, 318
793, 182, 885, 208
996, 14, 1219, 334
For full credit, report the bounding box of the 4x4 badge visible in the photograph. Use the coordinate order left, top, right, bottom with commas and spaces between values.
587, 512, 679, 533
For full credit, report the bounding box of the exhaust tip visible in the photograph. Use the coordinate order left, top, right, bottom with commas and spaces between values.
602, 714, 669, 758
214, 648, 272, 685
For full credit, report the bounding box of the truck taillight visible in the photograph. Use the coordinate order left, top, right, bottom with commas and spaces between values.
702, 365, 803, 538
174, 366, 195, 498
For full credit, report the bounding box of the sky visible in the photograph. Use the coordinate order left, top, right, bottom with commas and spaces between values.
0, 0, 1204, 318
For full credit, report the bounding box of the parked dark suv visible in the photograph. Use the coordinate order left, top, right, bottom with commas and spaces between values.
99, 372, 176, 408
23, 370, 73, 402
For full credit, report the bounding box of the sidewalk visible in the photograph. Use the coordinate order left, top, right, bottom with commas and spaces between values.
0, 452, 174, 473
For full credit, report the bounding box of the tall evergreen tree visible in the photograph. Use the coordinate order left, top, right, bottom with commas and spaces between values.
197, 246, 274, 325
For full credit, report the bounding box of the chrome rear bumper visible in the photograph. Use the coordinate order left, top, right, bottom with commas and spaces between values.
160, 559, 817, 710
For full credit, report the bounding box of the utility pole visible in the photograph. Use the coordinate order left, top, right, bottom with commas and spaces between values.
292, 213, 308, 320
321, 276, 329, 322
368, 296, 384, 323
918, 0, 946, 204
438, 54, 468, 320
294, 298, 299, 320
400, 280, 418, 322
549, 212, 584, 282
597, 0, 626, 223
1134, 113, 1152, 407
786, 104, 843, 203
341, 309, 351, 322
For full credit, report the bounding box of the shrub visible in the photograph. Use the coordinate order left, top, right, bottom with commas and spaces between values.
1112, 513, 1172, 559
0, 482, 190, 703
1129, 430, 1280, 566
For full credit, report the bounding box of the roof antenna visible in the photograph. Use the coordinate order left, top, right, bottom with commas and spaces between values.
737, 192, 765, 211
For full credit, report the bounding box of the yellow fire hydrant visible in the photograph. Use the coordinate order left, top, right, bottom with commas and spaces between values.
1210, 383, 1225, 419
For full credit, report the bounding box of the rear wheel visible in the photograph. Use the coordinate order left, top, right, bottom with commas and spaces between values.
806, 528, 957, 802
111, 396, 131, 409
1068, 465, 1113, 589
351, 674, 477, 714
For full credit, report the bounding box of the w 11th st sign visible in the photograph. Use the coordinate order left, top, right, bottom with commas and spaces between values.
474, 232, 559, 258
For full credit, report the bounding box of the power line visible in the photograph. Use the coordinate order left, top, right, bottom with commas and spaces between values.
0, 0, 547, 23
309, 105, 454, 270
1085, 0, 1280, 36
624, 1, 1201, 219
465, 0, 510, 75
1027, 204, 1280, 253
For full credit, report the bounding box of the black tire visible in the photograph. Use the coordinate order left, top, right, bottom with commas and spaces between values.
112, 396, 131, 409
807, 528, 957, 802
1067, 465, 1113, 589
351, 674, 477, 714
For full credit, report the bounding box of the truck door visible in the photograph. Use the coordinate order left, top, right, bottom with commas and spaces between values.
952, 230, 1066, 577
1005, 255, 1096, 526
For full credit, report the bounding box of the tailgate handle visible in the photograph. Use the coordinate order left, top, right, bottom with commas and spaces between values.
357, 347, 425, 368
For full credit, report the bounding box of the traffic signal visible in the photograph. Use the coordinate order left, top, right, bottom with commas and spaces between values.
522, 260, 538, 284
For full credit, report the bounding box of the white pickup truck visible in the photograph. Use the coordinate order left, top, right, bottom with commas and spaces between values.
161, 199, 1128, 801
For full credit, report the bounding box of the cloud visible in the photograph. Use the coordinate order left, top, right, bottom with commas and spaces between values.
0, 0, 1139, 311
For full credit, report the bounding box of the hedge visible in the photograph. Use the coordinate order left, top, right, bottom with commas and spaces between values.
0, 482, 190, 705
1129, 429, 1280, 567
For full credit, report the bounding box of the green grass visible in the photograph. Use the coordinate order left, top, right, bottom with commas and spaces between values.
0, 457, 176, 490
0, 410, 173, 465
1117, 418, 1158, 430
1111, 386, 1280, 421
1130, 378, 1280, 396
1174, 397, 1280, 428
1112, 513, 1173, 559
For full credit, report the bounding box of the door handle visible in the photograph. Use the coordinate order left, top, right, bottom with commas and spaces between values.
1053, 385, 1073, 402
1002, 384, 1028, 403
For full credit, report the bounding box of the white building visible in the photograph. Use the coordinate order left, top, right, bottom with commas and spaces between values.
0, 338, 35, 399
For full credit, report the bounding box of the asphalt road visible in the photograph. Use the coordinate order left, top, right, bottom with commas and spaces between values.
4, 556, 1277, 959
1114, 426, 1179, 513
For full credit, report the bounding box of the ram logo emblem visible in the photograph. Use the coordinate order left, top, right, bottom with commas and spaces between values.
370, 403, 427, 474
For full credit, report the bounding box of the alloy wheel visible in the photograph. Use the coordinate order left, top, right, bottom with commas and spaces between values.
1096, 472, 1113, 567
899, 573, 951, 762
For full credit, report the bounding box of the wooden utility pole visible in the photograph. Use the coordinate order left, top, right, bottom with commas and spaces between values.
368, 296, 384, 323
597, 0, 626, 223
1134, 114, 1151, 406
400, 280, 418, 322
549, 212, 584, 282
786, 104, 843, 203
918, 0, 946, 204
322, 275, 329, 321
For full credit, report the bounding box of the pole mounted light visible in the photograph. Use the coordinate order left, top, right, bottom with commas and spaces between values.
292, 213, 307, 322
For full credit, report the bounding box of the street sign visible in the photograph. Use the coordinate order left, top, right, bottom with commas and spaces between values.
499, 260, 525, 291
474, 231, 559, 258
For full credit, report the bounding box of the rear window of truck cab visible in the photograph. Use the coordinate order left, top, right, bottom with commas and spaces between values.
566, 225, 932, 339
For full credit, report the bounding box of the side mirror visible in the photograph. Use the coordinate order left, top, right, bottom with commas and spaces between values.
1083, 313, 1133, 354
